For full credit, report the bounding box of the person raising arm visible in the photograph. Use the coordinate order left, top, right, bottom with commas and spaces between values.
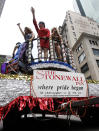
17, 23, 35, 42
31, 7, 50, 61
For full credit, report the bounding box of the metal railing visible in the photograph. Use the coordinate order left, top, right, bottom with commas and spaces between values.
28, 37, 76, 69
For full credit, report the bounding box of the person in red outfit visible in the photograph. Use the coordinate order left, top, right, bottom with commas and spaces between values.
31, 7, 50, 61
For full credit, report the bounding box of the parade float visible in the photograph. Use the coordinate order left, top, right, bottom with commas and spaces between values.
0, 36, 99, 129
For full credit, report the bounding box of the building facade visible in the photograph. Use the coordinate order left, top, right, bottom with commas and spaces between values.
72, 33, 99, 81
0, 0, 6, 17
73, 0, 99, 23
61, 10, 99, 49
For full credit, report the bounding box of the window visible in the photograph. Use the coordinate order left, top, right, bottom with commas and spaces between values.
96, 60, 99, 67
71, 26, 74, 30
69, 16, 71, 19
76, 44, 83, 53
95, 41, 98, 46
89, 40, 98, 46
81, 63, 89, 73
92, 41, 95, 45
78, 45, 82, 51
66, 35, 67, 39
70, 20, 73, 24
92, 49, 99, 56
78, 52, 86, 64
89, 40, 92, 44
69, 16, 73, 24
73, 32, 76, 37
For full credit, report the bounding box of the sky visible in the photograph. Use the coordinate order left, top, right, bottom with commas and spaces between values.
0, 0, 74, 58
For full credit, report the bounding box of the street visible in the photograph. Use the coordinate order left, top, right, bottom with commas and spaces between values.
0, 115, 99, 131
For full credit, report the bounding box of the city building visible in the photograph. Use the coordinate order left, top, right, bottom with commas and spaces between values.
73, 0, 99, 23
0, 0, 6, 17
61, 10, 99, 49
72, 33, 99, 81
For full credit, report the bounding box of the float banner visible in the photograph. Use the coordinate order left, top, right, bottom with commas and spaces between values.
33, 70, 88, 98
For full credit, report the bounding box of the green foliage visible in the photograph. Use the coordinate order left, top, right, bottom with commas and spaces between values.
0, 56, 6, 72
